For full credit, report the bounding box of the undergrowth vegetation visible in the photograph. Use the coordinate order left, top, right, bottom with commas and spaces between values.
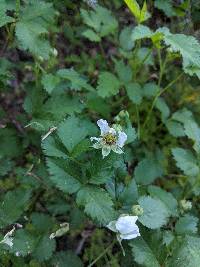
1, 0, 200, 266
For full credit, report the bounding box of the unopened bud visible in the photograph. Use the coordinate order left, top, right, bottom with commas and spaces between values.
132, 205, 143, 216
180, 199, 192, 211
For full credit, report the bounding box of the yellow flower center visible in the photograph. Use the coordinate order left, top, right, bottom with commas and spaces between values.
103, 133, 117, 145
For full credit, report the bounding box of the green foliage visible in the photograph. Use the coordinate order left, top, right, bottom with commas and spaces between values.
1, 0, 200, 265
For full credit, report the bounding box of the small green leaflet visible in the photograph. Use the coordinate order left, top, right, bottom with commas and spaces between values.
97, 72, 120, 98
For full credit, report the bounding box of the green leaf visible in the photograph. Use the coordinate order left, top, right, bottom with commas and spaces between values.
132, 25, 153, 41
0, 189, 31, 228
155, 97, 170, 122
32, 235, 56, 262
41, 74, 60, 94
154, 0, 176, 17
143, 82, 159, 98
0, 1, 14, 27
81, 5, 118, 38
52, 251, 83, 267
130, 238, 160, 267
119, 26, 135, 51
114, 60, 132, 84
97, 72, 120, 98
134, 158, 163, 185
15, 1, 55, 59
166, 120, 185, 137
166, 236, 200, 267
138, 196, 169, 229
172, 147, 199, 176
12, 229, 36, 256
76, 186, 116, 225
82, 29, 101, 42
57, 68, 94, 91
148, 185, 178, 217
46, 158, 81, 194
124, 0, 141, 22
184, 120, 200, 153
175, 215, 198, 234
42, 136, 68, 159
140, 1, 151, 23
57, 116, 88, 153
126, 82, 143, 105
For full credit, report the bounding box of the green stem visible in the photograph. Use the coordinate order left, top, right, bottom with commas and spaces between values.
136, 105, 140, 139
142, 72, 184, 130
87, 241, 115, 267
16, 0, 21, 18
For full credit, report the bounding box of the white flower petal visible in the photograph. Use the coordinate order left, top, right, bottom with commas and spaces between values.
90, 137, 101, 142
97, 119, 110, 135
120, 231, 140, 240
102, 146, 111, 158
112, 146, 123, 154
109, 127, 116, 135
117, 131, 127, 148
107, 220, 117, 232
116, 215, 138, 235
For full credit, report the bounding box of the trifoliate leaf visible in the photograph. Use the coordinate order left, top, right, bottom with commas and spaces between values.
134, 158, 163, 185
148, 185, 178, 217
172, 147, 199, 176
46, 158, 81, 194
175, 215, 198, 234
130, 237, 160, 267
138, 196, 169, 229
57, 116, 88, 153
97, 72, 120, 98
126, 82, 143, 105
76, 186, 116, 225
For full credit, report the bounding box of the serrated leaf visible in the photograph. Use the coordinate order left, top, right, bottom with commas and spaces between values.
0, 189, 31, 228
82, 29, 101, 42
184, 120, 200, 153
15, 1, 55, 59
138, 196, 169, 229
130, 238, 160, 267
76, 186, 116, 225
148, 185, 178, 217
134, 158, 163, 185
32, 235, 56, 262
132, 25, 153, 41
0, 1, 14, 28
52, 251, 83, 267
81, 5, 118, 38
12, 229, 36, 256
57, 68, 94, 91
166, 236, 200, 267
166, 120, 185, 137
119, 26, 135, 51
41, 74, 60, 94
42, 136, 68, 159
126, 82, 143, 105
97, 72, 120, 98
114, 59, 132, 84
175, 215, 198, 234
57, 116, 88, 153
155, 97, 170, 122
46, 158, 81, 194
172, 147, 199, 176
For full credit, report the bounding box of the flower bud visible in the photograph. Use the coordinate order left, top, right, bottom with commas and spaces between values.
132, 205, 143, 216
180, 199, 192, 211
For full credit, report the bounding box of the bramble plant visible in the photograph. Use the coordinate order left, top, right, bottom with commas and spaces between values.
1, 0, 200, 266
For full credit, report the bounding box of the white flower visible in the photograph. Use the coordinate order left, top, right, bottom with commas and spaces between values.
107, 215, 140, 240
0, 227, 15, 248
91, 119, 127, 158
